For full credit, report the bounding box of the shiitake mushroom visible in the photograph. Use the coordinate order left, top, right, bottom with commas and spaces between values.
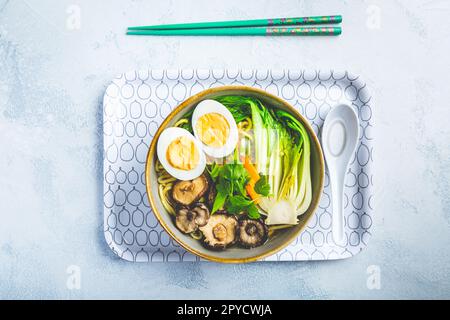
199, 211, 238, 250
237, 218, 269, 249
175, 203, 210, 234
206, 184, 217, 211
172, 174, 269, 250
172, 175, 209, 207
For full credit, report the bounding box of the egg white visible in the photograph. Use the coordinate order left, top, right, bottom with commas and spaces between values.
157, 127, 206, 181
191, 100, 239, 159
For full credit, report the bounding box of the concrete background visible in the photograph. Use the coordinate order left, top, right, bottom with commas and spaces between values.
0, 0, 449, 299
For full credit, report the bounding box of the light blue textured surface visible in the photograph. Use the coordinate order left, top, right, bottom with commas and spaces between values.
0, 0, 449, 299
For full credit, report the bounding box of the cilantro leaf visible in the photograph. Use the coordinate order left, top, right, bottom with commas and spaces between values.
212, 190, 227, 214
247, 203, 261, 219
219, 165, 233, 180
216, 178, 231, 194
254, 176, 271, 197
227, 196, 261, 219
229, 195, 253, 207
226, 196, 250, 214
208, 163, 221, 180
210, 163, 262, 219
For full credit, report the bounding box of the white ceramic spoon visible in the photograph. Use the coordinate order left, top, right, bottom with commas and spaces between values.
322, 104, 360, 246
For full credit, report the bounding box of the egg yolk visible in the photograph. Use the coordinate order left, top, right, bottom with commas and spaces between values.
196, 113, 230, 148
166, 136, 199, 171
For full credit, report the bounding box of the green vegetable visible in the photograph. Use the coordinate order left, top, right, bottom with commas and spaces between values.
210, 163, 261, 219
208, 162, 221, 180
215, 96, 253, 123
211, 188, 227, 214
246, 204, 261, 219
254, 176, 271, 197
215, 96, 313, 225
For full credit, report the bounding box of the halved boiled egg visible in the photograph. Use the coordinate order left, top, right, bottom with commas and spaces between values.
191, 100, 239, 158
157, 128, 206, 181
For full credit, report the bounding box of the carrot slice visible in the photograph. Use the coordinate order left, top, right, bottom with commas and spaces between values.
246, 181, 261, 205
244, 157, 260, 182
243, 157, 263, 204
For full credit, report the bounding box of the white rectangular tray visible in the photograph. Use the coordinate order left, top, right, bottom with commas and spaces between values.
103, 69, 373, 262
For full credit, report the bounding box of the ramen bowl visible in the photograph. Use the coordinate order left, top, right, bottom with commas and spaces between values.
145, 86, 325, 263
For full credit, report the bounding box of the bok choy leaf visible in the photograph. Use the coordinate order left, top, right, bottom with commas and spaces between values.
216, 96, 313, 225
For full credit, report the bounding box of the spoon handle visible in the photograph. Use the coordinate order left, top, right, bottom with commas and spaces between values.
330, 170, 346, 246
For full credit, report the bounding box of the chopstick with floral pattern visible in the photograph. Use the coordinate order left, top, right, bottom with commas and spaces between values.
127, 26, 342, 36
128, 15, 342, 31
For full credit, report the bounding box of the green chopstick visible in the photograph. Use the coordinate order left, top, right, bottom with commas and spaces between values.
127, 26, 342, 36
128, 15, 342, 31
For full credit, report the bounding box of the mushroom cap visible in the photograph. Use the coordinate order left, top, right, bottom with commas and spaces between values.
191, 203, 210, 227
237, 218, 269, 249
206, 184, 217, 211
172, 175, 209, 206
199, 212, 238, 250
176, 208, 198, 234
175, 203, 210, 234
